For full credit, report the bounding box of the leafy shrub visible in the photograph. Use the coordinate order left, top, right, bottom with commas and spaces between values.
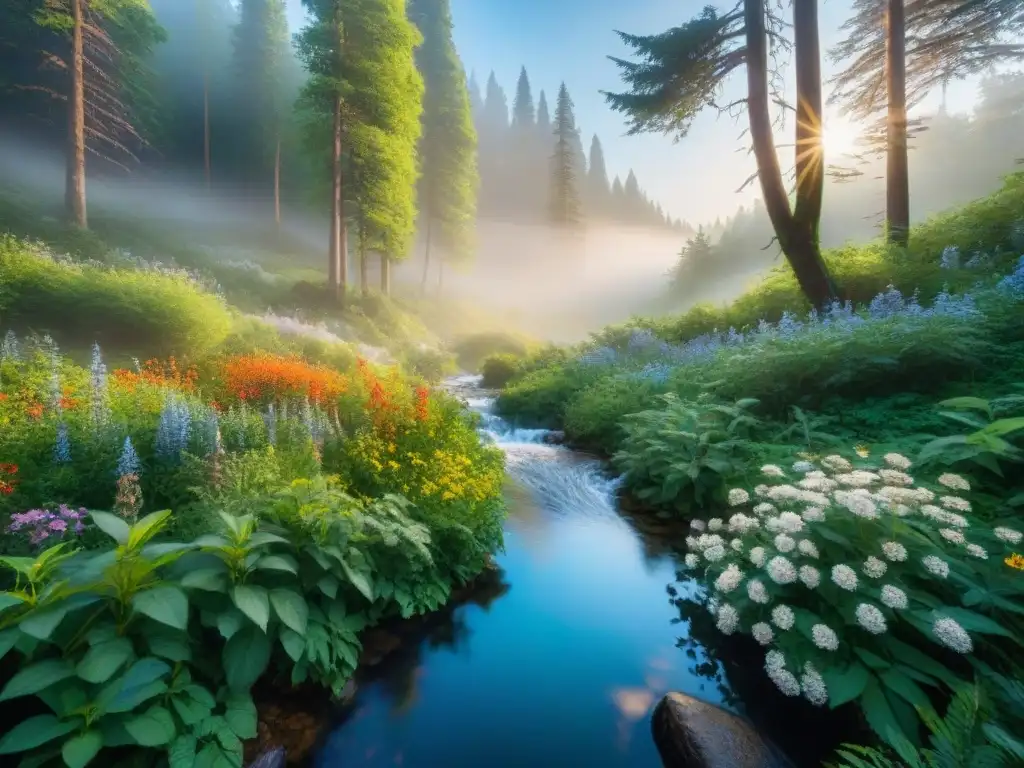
563, 374, 665, 452
480, 354, 521, 389
0, 236, 232, 356
451, 332, 532, 372
614, 394, 764, 510
682, 452, 1024, 751
215, 316, 357, 374
401, 345, 455, 384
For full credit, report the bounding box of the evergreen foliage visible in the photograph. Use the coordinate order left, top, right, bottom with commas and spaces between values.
549, 83, 582, 227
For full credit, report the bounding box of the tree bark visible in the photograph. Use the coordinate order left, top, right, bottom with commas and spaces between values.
66, 0, 87, 229
274, 136, 281, 230
885, 0, 910, 248
329, 91, 343, 302
420, 217, 432, 296
359, 242, 369, 296
381, 255, 391, 295
744, 0, 837, 308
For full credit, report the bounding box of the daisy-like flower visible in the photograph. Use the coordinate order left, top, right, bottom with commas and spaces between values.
715, 604, 740, 635
799, 565, 821, 589
708, 518, 724, 532
822, 455, 853, 472
836, 471, 881, 488
684, 553, 700, 569
802, 507, 825, 522
754, 484, 770, 498
728, 513, 759, 534
761, 464, 786, 478
767, 485, 803, 503
800, 662, 829, 706
940, 495, 971, 513
883, 453, 912, 470
771, 604, 795, 630
751, 622, 774, 645
965, 544, 988, 560
767, 556, 797, 585
932, 616, 972, 653
774, 534, 796, 553
882, 541, 908, 562
835, 490, 879, 520
747, 578, 770, 604
922, 555, 950, 578
797, 539, 819, 558
879, 469, 913, 486
793, 460, 815, 473
811, 624, 839, 651
714, 564, 744, 593
685, 536, 698, 549
922, 505, 970, 529
940, 528, 966, 545
752, 502, 776, 517
798, 490, 831, 508
855, 603, 888, 634
728, 488, 750, 506
854, 445, 871, 458
831, 564, 858, 591
749, 546, 767, 567
776, 511, 805, 533
730, 538, 745, 552
690, 519, 707, 532
937, 473, 970, 492
798, 476, 838, 493
880, 584, 908, 609
704, 544, 727, 562
995, 527, 1024, 545
863, 556, 887, 579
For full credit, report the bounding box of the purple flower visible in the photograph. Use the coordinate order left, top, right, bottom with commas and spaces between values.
48, 519, 67, 532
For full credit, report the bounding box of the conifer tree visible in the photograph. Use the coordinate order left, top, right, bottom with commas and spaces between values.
483, 71, 509, 132
550, 82, 582, 226
233, 0, 290, 227
536, 90, 551, 135
409, 0, 479, 294
512, 66, 535, 131
467, 70, 483, 116
587, 134, 610, 214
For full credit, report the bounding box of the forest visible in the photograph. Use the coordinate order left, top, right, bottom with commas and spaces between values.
0, 0, 1023, 767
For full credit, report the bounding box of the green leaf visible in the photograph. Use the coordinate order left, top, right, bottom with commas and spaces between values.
61, 730, 102, 768
99, 657, 171, 714
180, 568, 228, 592
860, 678, 910, 748
248, 531, 289, 548
147, 632, 191, 663
89, 512, 130, 545
19, 604, 69, 641
231, 585, 270, 631
76, 638, 133, 684
880, 669, 931, 711
853, 648, 891, 671
255, 555, 298, 575
223, 692, 257, 739
127, 510, 172, 550
132, 586, 189, 630
934, 608, 1015, 639
340, 560, 374, 602
0, 659, 75, 701
938, 396, 993, 419
0, 714, 77, 754
886, 638, 963, 688
0, 592, 26, 612
279, 628, 304, 662
223, 626, 271, 692
317, 576, 338, 599
125, 705, 177, 746
0, 628, 19, 661
823, 662, 870, 709
168, 735, 198, 768
217, 610, 244, 641
170, 692, 210, 726
270, 589, 308, 635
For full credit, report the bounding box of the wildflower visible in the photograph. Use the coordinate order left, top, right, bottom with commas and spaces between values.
831, 564, 858, 591
811, 624, 839, 651
771, 604, 795, 631
53, 422, 72, 464
799, 565, 821, 589
690, 519, 706, 532
855, 603, 887, 634
753, 502, 776, 516
766, 556, 797, 585
994, 527, 1024, 545
834, 490, 879, 519
915, 487, 936, 503
767, 485, 803, 503
932, 617, 972, 653
863, 557, 887, 579
684, 553, 700, 569
821, 455, 852, 472
117, 437, 141, 478
89, 342, 111, 428
937, 473, 970, 491
940, 528, 966, 545
727, 513, 759, 534
155, 393, 192, 462
965, 544, 987, 560
765, 650, 786, 672
1004, 553, 1024, 570
793, 461, 815, 473
940, 496, 971, 513
707, 518, 724, 532
747, 578, 770, 604
882, 541, 908, 562
854, 445, 870, 458
715, 604, 740, 635
754, 484, 770, 498
922, 505, 969, 529
797, 539, 819, 558
751, 622, 774, 645
704, 545, 727, 562
880, 585, 908, 609
730, 538, 744, 552
879, 469, 913, 486
727, 488, 750, 506
761, 464, 785, 478
114, 473, 142, 522
802, 506, 825, 522
714, 564, 744, 593
764, 654, 800, 697
800, 662, 829, 706
922, 555, 950, 578
749, 546, 767, 567
774, 534, 796, 553
883, 453, 912, 470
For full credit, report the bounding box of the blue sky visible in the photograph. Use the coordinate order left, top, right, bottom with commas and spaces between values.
284, 0, 981, 223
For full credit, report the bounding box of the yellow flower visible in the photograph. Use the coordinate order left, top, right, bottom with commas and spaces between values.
387, 460, 400, 470
1005, 553, 1024, 571
854, 444, 870, 458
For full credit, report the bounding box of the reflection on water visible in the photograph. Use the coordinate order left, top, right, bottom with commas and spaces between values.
312, 381, 729, 767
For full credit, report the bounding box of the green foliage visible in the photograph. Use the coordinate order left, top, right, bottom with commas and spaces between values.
563, 374, 665, 452
401, 345, 455, 384
451, 331, 532, 373
480, 354, 522, 390
549, 83, 583, 226
614, 394, 763, 509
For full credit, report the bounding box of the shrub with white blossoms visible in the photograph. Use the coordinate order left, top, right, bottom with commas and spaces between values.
684, 452, 1024, 748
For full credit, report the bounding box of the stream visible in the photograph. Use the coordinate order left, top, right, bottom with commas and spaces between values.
311, 375, 731, 767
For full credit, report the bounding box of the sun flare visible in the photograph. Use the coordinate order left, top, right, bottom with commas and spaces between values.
821, 116, 863, 159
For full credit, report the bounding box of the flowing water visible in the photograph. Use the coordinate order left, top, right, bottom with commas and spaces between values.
312, 376, 731, 767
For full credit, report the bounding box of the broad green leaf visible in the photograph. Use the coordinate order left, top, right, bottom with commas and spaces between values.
89, 512, 130, 545
180, 568, 228, 592
880, 669, 931, 711
279, 628, 304, 662
170, 692, 210, 726
340, 560, 373, 602
270, 589, 308, 635
937, 396, 993, 418
217, 610, 244, 641
0, 714, 77, 754
99, 657, 171, 714
127, 510, 172, 550
194, 740, 234, 768
223, 626, 271, 692
19, 605, 69, 641
0, 592, 26, 612
0, 659, 75, 701
231, 585, 270, 631
248, 531, 289, 547
223, 692, 257, 739
183, 684, 215, 709
168, 734, 198, 768
76, 638, 133, 684
886, 639, 964, 689
125, 705, 177, 746
822, 662, 870, 709
853, 648, 891, 671
861, 678, 910, 748
317, 576, 338, 599
0, 627, 21, 661
255, 555, 298, 575
61, 730, 102, 768
147, 632, 191, 663
132, 586, 189, 630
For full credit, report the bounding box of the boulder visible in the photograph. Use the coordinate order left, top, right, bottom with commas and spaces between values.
246, 747, 286, 768
543, 431, 566, 445
651, 693, 793, 768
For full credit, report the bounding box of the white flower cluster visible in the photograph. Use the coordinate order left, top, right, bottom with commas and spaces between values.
764, 650, 800, 697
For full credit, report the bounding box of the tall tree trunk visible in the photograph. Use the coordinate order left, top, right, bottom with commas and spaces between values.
66, 0, 87, 229
381, 255, 391, 296
359, 240, 369, 297
274, 136, 281, 230
437, 259, 444, 295
744, 0, 837, 308
885, 0, 910, 248
420, 217, 432, 295
329, 92, 343, 302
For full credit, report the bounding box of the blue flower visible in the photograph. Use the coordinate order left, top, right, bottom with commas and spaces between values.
155, 393, 192, 462
118, 436, 141, 477
54, 422, 72, 464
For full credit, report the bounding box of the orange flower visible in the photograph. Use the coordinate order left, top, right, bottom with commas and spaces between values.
25, 402, 44, 420
220, 354, 348, 406
112, 357, 198, 394
414, 385, 429, 422
0, 463, 18, 495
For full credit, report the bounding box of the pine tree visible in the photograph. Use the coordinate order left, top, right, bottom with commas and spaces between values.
409, 0, 479, 294
586, 134, 610, 215
536, 90, 551, 135
624, 169, 642, 223
550, 82, 582, 226
233, 0, 290, 227
512, 66, 535, 131
467, 70, 483, 116
483, 71, 509, 132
